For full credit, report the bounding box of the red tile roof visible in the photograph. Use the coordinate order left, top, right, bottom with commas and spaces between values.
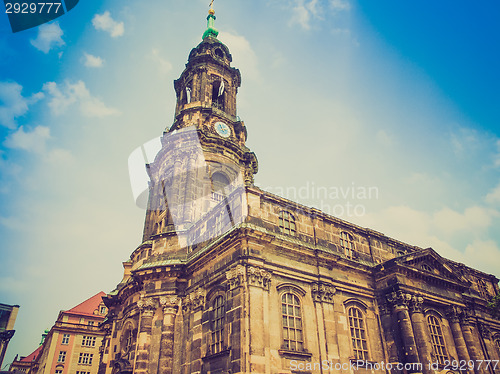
65, 291, 106, 317
20, 345, 42, 362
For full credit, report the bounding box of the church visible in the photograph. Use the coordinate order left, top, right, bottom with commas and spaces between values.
98, 6, 500, 374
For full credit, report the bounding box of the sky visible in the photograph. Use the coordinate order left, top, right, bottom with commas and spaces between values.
1, 0, 500, 366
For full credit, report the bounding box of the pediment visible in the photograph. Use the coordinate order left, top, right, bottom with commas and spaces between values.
396, 248, 468, 284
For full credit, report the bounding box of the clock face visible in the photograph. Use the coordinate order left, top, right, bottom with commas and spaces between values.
214, 121, 231, 138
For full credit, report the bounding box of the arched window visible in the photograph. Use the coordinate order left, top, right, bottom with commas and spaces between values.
494, 337, 500, 355
281, 293, 303, 351
119, 322, 137, 361
212, 80, 225, 110
279, 211, 296, 236
340, 232, 354, 259
211, 295, 225, 354
348, 307, 369, 360
211, 172, 230, 201
427, 315, 447, 365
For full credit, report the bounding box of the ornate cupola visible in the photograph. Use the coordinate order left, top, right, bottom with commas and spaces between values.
171, 7, 244, 144
138, 5, 258, 254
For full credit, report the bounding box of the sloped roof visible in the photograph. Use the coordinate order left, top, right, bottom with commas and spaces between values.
20, 345, 42, 362
65, 291, 106, 317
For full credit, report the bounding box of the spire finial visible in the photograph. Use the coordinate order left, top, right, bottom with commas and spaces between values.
203, 0, 219, 39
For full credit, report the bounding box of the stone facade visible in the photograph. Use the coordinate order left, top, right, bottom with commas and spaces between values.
98, 11, 500, 374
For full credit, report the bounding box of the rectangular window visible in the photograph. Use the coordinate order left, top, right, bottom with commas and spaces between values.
82, 336, 96, 347
78, 353, 93, 365
88, 321, 94, 326
55, 370, 62, 374
61, 334, 70, 345
57, 351, 66, 363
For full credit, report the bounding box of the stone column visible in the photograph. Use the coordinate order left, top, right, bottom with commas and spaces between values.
158, 296, 180, 374
135, 297, 157, 374
477, 323, 500, 372
446, 307, 471, 368
461, 312, 486, 374
379, 301, 402, 374
408, 295, 433, 374
387, 291, 421, 372
311, 282, 336, 369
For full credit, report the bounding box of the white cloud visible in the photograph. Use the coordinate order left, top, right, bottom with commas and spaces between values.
43, 80, 120, 117
485, 182, 500, 205
0, 81, 44, 129
288, 0, 348, 30
433, 206, 496, 235
450, 127, 479, 156
376, 129, 393, 146
47, 148, 74, 165
151, 49, 172, 76
290, 2, 312, 30
30, 22, 65, 53
330, 0, 351, 12
220, 33, 260, 81
4, 125, 50, 154
83, 53, 104, 68
494, 139, 500, 168
92, 11, 124, 38
464, 240, 500, 275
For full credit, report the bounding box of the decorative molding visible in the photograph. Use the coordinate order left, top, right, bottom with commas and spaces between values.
226, 265, 245, 290
159, 295, 180, 314
183, 288, 206, 312
137, 297, 157, 315
247, 266, 272, 290
386, 291, 423, 313
311, 282, 336, 303
477, 322, 491, 339
445, 305, 464, 323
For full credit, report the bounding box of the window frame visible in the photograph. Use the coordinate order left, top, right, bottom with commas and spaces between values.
61, 333, 70, 345
210, 294, 226, 354
279, 211, 296, 236
57, 351, 66, 363
280, 292, 304, 352
347, 306, 369, 361
82, 335, 96, 347
78, 353, 93, 365
427, 315, 448, 365
340, 231, 355, 259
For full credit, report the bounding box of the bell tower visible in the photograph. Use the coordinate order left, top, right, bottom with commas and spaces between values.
140, 5, 258, 253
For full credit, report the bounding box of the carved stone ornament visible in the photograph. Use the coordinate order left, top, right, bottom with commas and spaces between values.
386, 291, 423, 312
247, 266, 272, 290
408, 295, 424, 313
226, 265, 245, 290
445, 305, 463, 323
137, 297, 157, 316
159, 295, 180, 314
477, 322, 491, 339
182, 288, 206, 312
311, 282, 336, 303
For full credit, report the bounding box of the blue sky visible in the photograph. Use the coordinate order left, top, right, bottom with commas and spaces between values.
1, 0, 499, 366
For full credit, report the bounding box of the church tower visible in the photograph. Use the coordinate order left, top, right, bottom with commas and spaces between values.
140, 5, 258, 252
